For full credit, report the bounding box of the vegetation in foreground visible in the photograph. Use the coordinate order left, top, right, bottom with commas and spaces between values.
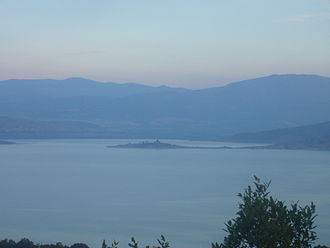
213, 176, 318, 248
1, 177, 329, 248
0, 236, 169, 248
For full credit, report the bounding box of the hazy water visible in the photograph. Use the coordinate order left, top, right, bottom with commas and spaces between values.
0, 139, 329, 248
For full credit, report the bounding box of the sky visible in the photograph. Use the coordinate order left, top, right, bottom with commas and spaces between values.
0, 0, 330, 89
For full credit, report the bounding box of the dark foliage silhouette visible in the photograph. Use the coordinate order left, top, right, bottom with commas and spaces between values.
212, 176, 317, 248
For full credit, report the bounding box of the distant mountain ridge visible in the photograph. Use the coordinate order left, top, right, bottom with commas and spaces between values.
0, 77, 187, 98
0, 74, 329, 139
222, 121, 330, 150
0, 116, 110, 139
1, 116, 329, 150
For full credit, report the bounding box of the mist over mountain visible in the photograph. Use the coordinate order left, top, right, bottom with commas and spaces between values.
222, 121, 330, 150
0, 74, 329, 139
0, 116, 111, 139
0, 77, 186, 98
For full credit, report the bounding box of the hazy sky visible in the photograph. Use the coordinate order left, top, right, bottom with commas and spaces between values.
1, 0, 330, 88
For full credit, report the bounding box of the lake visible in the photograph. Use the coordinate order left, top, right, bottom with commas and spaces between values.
0, 139, 329, 248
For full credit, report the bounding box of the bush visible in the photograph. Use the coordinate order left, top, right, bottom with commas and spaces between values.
212, 176, 317, 248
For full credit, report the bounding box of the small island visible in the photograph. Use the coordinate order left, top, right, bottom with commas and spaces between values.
107, 140, 330, 151
107, 140, 233, 150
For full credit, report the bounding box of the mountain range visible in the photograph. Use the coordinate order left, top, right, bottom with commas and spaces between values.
0, 74, 329, 143
222, 121, 330, 150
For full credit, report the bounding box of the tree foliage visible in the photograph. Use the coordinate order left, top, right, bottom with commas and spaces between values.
128, 236, 169, 248
103, 240, 119, 248
212, 176, 317, 248
0, 237, 169, 248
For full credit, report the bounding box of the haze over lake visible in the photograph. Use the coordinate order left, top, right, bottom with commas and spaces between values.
1, 0, 329, 246
0, 139, 329, 248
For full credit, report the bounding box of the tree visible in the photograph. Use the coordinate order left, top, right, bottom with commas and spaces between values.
70, 244, 89, 248
102, 240, 119, 248
128, 236, 169, 248
212, 176, 317, 248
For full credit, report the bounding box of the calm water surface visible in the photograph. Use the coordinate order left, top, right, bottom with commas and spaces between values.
0, 139, 329, 248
